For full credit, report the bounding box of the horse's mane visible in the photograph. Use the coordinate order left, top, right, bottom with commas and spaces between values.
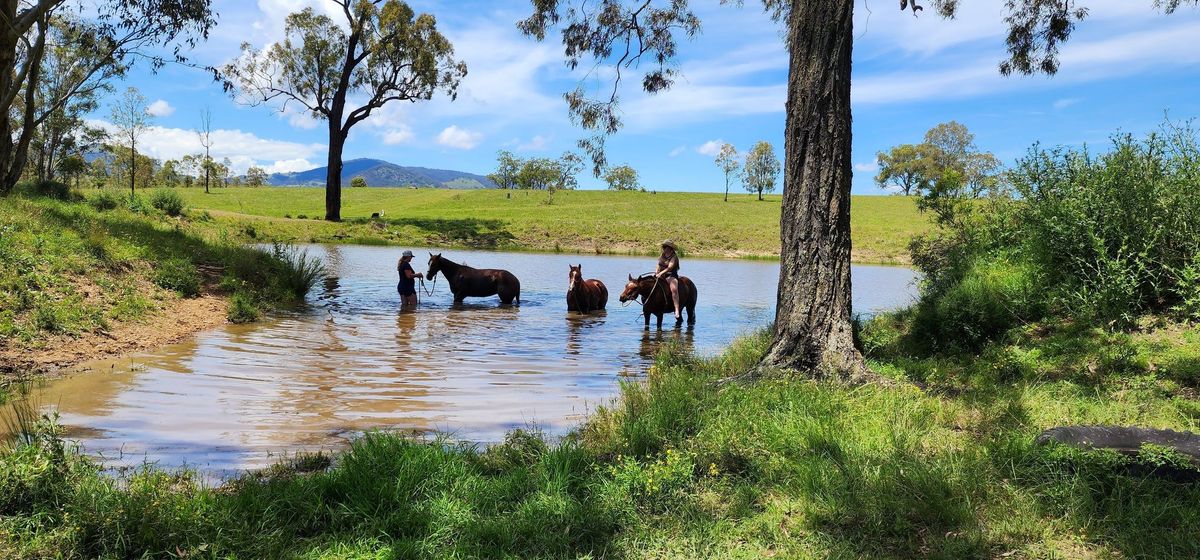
434, 255, 474, 270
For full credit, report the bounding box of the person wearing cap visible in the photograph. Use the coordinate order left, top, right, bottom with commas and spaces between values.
397, 250, 423, 306
655, 240, 683, 324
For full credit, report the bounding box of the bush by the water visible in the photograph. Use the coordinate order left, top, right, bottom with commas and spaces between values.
227, 291, 259, 323
908, 122, 1200, 351
149, 188, 186, 217
153, 258, 202, 298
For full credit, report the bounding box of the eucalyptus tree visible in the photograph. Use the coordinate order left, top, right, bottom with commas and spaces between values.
875, 144, 934, 196
521, 0, 1200, 380
0, 0, 214, 195
225, 0, 467, 221
714, 143, 739, 202
742, 141, 779, 201
109, 87, 152, 196
603, 164, 640, 191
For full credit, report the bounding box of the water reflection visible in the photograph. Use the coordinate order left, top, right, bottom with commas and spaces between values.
5, 246, 918, 474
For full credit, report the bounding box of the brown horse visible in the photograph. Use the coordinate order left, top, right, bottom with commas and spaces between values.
566, 264, 607, 313
426, 253, 520, 305
619, 273, 697, 328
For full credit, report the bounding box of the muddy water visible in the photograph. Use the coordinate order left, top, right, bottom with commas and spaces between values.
10, 246, 918, 475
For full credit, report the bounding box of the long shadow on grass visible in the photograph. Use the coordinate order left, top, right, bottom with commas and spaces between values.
390, 217, 516, 248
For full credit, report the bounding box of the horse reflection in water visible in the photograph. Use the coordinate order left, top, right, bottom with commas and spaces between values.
565, 311, 607, 356
639, 329, 696, 359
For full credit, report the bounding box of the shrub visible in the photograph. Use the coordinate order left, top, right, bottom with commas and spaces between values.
350, 176, 368, 188
19, 179, 73, 200
1010, 123, 1200, 326
150, 188, 186, 217
125, 194, 150, 214
90, 190, 121, 211
227, 291, 259, 323
153, 258, 202, 298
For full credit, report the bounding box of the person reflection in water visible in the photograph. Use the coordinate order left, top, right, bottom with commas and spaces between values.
397, 250, 423, 306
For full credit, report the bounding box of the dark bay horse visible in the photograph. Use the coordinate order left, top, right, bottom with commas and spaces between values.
426, 253, 520, 305
619, 273, 697, 328
566, 264, 607, 313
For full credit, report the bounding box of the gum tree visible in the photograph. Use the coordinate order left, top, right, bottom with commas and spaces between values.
225, 0, 467, 221
109, 87, 152, 197
714, 143, 739, 202
742, 141, 779, 201
523, 0, 1199, 380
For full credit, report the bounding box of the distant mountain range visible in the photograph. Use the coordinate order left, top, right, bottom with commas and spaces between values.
266, 158, 495, 189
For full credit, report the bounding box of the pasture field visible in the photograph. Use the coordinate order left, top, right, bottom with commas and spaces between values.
176, 187, 929, 263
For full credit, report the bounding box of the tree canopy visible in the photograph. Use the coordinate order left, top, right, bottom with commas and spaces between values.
603, 165, 641, 191
742, 141, 779, 201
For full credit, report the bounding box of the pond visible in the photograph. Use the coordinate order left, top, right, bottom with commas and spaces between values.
8, 245, 919, 475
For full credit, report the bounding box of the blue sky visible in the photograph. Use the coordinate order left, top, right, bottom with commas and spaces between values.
92, 0, 1200, 194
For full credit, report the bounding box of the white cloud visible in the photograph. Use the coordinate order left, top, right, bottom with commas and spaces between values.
1053, 97, 1083, 110
85, 118, 325, 175
854, 161, 880, 174
668, 146, 686, 157
382, 125, 415, 145
263, 158, 317, 174
517, 134, 550, 151
696, 140, 725, 157
436, 125, 483, 150
147, 99, 175, 117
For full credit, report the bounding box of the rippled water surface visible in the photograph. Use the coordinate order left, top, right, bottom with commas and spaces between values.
9, 246, 918, 474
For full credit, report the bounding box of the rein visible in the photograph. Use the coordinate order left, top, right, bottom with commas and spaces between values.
620, 273, 662, 308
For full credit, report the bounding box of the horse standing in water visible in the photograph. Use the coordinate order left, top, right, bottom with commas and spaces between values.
426, 253, 521, 305
619, 273, 697, 328
566, 264, 607, 313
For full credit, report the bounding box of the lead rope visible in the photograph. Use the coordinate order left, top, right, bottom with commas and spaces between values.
620, 274, 661, 309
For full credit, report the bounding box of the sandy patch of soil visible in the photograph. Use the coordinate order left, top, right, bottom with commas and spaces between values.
0, 295, 228, 381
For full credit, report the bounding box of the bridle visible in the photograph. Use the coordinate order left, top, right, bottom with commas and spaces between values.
620, 273, 661, 308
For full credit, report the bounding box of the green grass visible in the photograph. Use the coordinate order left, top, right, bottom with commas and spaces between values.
0, 191, 323, 380
4, 318, 1200, 558
176, 187, 928, 263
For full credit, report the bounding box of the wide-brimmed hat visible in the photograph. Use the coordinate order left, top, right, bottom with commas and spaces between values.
401, 250, 414, 258
660, 240, 677, 250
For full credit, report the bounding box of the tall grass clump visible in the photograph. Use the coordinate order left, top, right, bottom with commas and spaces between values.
89, 190, 120, 211
266, 242, 325, 300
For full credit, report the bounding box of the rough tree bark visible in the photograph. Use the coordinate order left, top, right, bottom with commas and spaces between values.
757, 0, 868, 380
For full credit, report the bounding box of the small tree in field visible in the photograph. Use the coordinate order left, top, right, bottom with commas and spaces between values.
246, 166, 269, 187
197, 108, 214, 194
603, 164, 640, 191
225, 0, 467, 222
350, 176, 368, 188
875, 143, 934, 196
714, 143, 739, 201
742, 141, 779, 201
109, 87, 152, 197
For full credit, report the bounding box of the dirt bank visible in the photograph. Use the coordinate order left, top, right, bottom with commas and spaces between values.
0, 295, 228, 383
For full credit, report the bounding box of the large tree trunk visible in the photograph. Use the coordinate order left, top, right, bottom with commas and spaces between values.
324, 122, 344, 221
757, 0, 866, 380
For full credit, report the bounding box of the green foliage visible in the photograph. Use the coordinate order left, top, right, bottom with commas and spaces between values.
349, 175, 367, 188
227, 291, 259, 323
742, 140, 779, 200
89, 190, 120, 211
153, 258, 202, 298
602, 164, 640, 191
713, 142, 739, 200
149, 188, 185, 217
1011, 123, 1200, 326
913, 253, 1047, 351
265, 242, 325, 300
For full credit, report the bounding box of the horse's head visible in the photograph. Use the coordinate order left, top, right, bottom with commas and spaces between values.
618, 273, 641, 303
426, 253, 442, 280
568, 264, 582, 292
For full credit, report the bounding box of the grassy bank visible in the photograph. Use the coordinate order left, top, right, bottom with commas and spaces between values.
175, 188, 927, 263
4, 319, 1199, 558
0, 190, 322, 383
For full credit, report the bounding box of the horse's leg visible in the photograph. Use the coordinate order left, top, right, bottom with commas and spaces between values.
644, 310, 650, 329
687, 303, 696, 325
656, 312, 663, 329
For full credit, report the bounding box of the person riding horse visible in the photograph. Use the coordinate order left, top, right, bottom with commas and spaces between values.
656, 240, 683, 325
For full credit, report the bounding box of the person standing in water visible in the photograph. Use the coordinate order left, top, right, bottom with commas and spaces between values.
397, 250, 423, 306
655, 240, 682, 325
